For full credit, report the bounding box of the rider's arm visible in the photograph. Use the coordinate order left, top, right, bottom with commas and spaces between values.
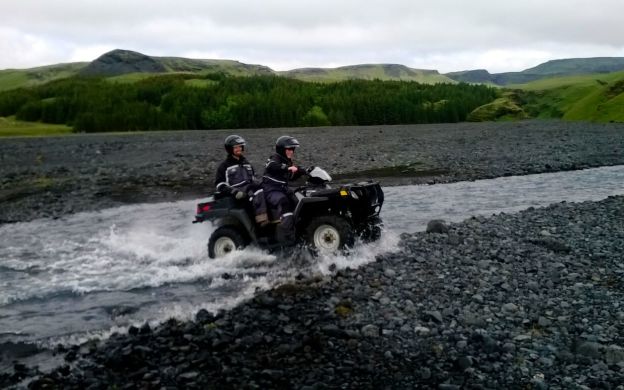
265, 159, 289, 177
215, 162, 230, 193
291, 165, 306, 181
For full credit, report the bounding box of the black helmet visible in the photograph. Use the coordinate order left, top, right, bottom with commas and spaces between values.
275, 135, 300, 157
224, 135, 245, 154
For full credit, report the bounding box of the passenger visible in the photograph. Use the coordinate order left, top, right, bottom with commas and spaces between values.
262, 135, 306, 245
215, 135, 268, 225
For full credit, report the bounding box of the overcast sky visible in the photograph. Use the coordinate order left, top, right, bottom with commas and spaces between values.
2, 0, 624, 73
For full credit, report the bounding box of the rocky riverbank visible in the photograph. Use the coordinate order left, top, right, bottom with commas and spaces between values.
1, 120, 624, 223
4, 195, 622, 389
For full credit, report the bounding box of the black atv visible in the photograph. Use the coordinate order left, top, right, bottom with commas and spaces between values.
194, 167, 384, 258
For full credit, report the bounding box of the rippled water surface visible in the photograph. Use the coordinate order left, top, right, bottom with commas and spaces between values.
1, 165, 623, 353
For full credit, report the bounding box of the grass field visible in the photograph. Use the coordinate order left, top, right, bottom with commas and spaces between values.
0, 117, 73, 137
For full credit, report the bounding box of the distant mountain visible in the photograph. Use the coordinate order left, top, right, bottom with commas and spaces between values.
81, 49, 274, 77
445, 70, 544, 85
156, 56, 274, 76
86, 50, 451, 83
80, 50, 166, 75
444, 69, 493, 84
279, 64, 454, 83
4, 50, 624, 92
0, 49, 455, 91
445, 57, 624, 85
523, 57, 624, 75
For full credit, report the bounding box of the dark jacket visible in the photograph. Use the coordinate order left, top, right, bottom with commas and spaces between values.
262, 153, 304, 191
214, 155, 256, 193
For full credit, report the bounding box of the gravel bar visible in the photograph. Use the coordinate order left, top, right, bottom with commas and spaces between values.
1, 120, 624, 223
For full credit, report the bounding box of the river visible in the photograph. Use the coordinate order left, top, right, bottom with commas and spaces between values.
1, 165, 623, 368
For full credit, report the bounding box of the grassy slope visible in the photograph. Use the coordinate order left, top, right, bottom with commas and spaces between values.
0, 71, 30, 91
507, 71, 624, 122
0, 63, 87, 91
466, 92, 527, 122
0, 116, 73, 137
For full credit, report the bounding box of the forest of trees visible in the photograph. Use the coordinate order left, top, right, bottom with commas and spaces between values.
0, 74, 498, 132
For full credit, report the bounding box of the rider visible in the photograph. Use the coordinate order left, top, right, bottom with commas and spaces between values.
262, 135, 306, 245
215, 135, 268, 225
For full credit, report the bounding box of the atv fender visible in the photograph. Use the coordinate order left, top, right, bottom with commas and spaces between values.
293, 196, 328, 220
207, 209, 257, 242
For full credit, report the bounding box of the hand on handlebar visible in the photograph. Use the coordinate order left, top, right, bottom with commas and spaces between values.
233, 189, 246, 200
288, 166, 298, 174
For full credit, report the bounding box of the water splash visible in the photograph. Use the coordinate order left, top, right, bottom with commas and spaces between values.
1, 165, 623, 348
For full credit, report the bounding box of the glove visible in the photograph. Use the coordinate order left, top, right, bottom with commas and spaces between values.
234, 189, 246, 200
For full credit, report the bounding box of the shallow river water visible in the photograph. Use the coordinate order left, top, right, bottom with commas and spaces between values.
1, 165, 623, 364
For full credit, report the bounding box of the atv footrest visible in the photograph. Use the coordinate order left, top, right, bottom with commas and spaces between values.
257, 237, 277, 246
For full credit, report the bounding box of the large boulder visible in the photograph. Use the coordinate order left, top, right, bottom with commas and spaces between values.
426, 219, 449, 234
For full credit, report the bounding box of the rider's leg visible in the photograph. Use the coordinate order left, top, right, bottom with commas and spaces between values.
275, 211, 295, 245
252, 188, 269, 225
266, 191, 295, 245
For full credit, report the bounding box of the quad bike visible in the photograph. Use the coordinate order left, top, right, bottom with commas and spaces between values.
194, 167, 384, 258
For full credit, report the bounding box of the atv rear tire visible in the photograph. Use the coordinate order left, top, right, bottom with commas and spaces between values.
208, 227, 248, 259
305, 216, 354, 253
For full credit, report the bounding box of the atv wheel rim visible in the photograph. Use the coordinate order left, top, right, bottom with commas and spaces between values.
313, 224, 340, 252
214, 237, 236, 257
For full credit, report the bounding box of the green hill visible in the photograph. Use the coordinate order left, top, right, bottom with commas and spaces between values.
466, 91, 527, 122
467, 71, 624, 122
516, 71, 624, 122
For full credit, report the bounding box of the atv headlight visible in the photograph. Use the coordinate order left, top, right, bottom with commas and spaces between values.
340, 189, 349, 197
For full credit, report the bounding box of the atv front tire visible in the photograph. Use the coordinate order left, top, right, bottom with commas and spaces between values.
208, 227, 248, 259
361, 224, 382, 242
305, 216, 354, 253
360, 217, 383, 242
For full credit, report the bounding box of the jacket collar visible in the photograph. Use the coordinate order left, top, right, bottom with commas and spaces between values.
272, 153, 291, 164
227, 154, 248, 164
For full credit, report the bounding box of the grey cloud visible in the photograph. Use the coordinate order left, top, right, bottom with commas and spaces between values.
1, 0, 623, 72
